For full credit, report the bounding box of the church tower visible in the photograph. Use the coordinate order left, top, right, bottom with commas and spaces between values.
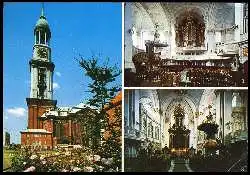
26, 5, 57, 130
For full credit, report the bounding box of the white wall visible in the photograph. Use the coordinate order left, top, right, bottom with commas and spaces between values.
124, 3, 134, 70
234, 3, 242, 42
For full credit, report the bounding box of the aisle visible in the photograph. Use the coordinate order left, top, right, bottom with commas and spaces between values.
168, 158, 193, 172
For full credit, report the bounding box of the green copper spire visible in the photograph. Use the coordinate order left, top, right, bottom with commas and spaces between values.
40, 3, 46, 19
35, 2, 50, 36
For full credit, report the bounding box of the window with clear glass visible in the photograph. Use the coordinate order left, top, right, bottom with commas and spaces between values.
40, 31, 45, 44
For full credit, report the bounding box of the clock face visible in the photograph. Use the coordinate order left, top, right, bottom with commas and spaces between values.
37, 48, 47, 58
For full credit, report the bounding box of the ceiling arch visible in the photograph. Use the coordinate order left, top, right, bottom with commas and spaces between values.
140, 3, 170, 31
199, 89, 216, 111
163, 95, 196, 125
132, 3, 154, 31
198, 89, 217, 125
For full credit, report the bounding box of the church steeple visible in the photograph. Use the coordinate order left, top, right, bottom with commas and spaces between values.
25, 4, 57, 131
29, 3, 54, 100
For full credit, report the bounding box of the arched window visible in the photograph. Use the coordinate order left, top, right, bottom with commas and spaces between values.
36, 31, 39, 44
40, 31, 45, 44
232, 92, 241, 108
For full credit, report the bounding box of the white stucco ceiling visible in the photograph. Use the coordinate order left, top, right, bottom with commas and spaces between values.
132, 2, 236, 32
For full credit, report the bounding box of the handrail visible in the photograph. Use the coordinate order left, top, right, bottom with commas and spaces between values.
226, 158, 244, 172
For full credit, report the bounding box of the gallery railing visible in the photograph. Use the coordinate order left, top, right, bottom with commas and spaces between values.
124, 126, 140, 139
215, 42, 239, 56
131, 49, 247, 87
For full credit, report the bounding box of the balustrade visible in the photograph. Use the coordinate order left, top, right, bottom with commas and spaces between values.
215, 42, 239, 55
132, 51, 243, 86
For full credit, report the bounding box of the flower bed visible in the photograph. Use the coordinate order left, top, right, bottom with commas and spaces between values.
9, 146, 121, 172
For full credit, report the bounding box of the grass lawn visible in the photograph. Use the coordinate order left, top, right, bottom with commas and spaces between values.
3, 148, 75, 171
3, 148, 59, 171
3, 149, 16, 170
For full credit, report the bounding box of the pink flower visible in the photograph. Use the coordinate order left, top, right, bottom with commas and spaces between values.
101, 158, 107, 164
73, 167, 82, 172
30, 155, 38, 160
40, 155, 46, 160
84, 166, 94, 172
61, 169, 69, 172
94, 155, 101, 162
87, 156, 94, 161
23, 166, 36, 172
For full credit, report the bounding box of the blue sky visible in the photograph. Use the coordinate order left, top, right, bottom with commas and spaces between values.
3, 2, 122, 144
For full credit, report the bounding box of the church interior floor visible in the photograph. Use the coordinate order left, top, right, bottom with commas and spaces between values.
168, 158, 193, 172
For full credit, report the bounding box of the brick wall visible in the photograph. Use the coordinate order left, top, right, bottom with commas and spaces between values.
43, 119, 53, 133
28, 105, 48, 129
62, 121, 82, 144
26, 98, 56, 130
21, 132, 53, 149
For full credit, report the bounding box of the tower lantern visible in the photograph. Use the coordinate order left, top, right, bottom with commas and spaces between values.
34, 3, 51, 46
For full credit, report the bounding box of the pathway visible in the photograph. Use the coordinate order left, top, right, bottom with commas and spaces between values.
168, 158, 193, 172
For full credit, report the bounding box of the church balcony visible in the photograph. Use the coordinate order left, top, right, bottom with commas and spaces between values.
240, 33, 248, 42
215, 42, 239, 56
124, 126, 141, 140
172, 54, 229, 61
176, 46, 207, 54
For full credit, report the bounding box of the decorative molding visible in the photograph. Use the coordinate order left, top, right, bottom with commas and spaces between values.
26, 98, 57, 107
29, 59, 55, 72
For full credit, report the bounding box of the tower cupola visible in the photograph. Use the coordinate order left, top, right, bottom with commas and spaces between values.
34, 5, 51, 45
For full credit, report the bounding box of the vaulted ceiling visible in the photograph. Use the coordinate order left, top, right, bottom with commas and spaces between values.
132, 2, 235, 32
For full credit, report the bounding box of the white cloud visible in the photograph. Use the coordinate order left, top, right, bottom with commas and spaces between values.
6, 107, 26, 118
53, 82, 60, 89
3, 111, 8, 120
55, 72, 61, 77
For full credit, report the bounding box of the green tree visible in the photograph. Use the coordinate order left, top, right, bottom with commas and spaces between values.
76, 55, 121, 150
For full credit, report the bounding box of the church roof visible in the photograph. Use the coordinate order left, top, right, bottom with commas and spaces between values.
35, 17, 50, 29
34, 5, 51, 35
40, 103, 98, 118
20, 129, 52, 134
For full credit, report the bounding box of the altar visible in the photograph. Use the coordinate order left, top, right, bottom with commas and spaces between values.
168, 104, 190, 156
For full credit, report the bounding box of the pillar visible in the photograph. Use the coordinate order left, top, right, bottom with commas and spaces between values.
219, 90, 225, 144
45, 32, 47, 45
124, 2, 135, 70
38, 30, 41, 44
224, 91, 232, 137
134, 90, 140, 131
